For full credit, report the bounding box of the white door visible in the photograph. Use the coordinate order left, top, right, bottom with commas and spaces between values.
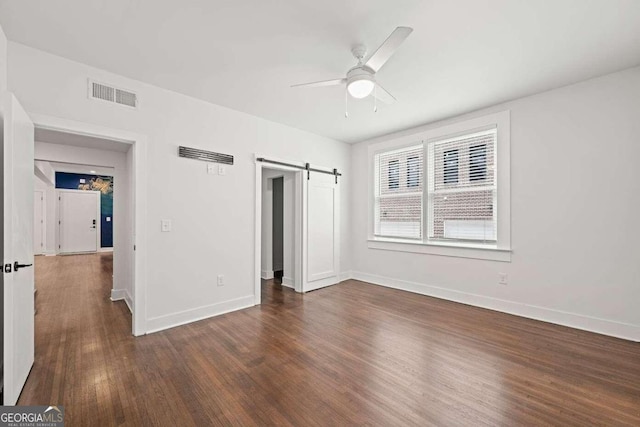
58, 190, 100, 254
33, 191, 45, 255
302, 171, 340, 292
2, 93, 35, 405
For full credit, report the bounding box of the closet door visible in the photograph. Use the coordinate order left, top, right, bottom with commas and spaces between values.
302, 171, 340, 292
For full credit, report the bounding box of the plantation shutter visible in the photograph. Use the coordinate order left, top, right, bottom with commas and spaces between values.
374, 145, 423, 239
427, 129, 497, 242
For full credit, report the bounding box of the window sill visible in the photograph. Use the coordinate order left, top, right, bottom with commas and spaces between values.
367, 238, 512, 262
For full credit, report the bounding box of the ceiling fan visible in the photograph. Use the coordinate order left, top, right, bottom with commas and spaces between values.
292, 26, 413, 114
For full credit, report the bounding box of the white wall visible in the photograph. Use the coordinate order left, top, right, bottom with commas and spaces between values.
261, 169, 295, 286
0, 23, 6, 91
8, 42, 351, 332
351, 67, 640, 341
34, 141, 131, 305
34, 160, 55, 184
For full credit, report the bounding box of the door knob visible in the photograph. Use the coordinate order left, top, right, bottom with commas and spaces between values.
14, 261, 33, 272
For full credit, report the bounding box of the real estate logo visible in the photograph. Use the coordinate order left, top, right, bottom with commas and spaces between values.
0, 405, 64, 427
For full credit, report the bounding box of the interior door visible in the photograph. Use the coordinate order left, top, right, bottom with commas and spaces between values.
302, 171, 340, 292
59, 190, 99, 254
33, 191, 44, 255
2, 92, 35, 405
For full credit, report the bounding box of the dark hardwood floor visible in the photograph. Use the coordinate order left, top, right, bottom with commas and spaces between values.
20, 254, 640, 425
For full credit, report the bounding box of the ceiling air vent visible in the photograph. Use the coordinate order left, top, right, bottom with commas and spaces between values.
88, 79, 138, 109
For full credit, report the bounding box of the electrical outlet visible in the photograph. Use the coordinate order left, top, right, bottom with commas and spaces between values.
207, 163, 217, 175
218, 165, 227, 175
498, 273, 508, 285
161, 219, 172, 232
217, 274, 224, 286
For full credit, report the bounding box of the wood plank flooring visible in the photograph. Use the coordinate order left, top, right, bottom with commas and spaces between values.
19, 253, 640, 425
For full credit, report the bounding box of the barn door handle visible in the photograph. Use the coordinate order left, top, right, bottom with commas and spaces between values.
14, 262, 33, 272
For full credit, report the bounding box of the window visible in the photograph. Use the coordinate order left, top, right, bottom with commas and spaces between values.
372, 125, 503, 249
369, 111, 510, 259
374, 145, 423, 239
428, 129, 496, 243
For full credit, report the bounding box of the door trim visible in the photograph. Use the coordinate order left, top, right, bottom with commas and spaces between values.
56, 189, 101, 254
34, 189, 46, 255
29, 113, 148, 336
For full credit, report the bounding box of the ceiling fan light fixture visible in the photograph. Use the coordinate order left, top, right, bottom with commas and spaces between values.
347, 75, 375, 99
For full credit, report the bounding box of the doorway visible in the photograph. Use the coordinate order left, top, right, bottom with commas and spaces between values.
33, 134, 130, 341
261, 169, 295, 288
272, 176, 284, 283
29, 113, 148, 337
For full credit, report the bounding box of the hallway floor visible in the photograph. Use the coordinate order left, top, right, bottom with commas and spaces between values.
19, 254, 640, 425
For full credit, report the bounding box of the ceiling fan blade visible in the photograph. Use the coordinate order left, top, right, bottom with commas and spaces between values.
364, 26, 413, 73
291, 78, 346, 88
373, 84, 397, 104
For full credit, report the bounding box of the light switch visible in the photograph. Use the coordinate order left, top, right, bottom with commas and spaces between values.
218, 165, 226, 175
207, 163, 217, 175
106, 217, 111, 222
161, 219, 172, 232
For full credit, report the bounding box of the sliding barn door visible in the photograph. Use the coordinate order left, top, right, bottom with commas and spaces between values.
302, 171, 340, 292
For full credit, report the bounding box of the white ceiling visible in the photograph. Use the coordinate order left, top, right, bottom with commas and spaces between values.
35, 128, 131, 152
2, 0, 640, 143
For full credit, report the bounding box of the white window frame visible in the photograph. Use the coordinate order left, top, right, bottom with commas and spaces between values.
368, 111, 511, 262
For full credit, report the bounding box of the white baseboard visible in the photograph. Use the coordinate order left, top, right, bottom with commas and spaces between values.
351, 271, 640, 342
339, 271, 352, 282
110, 289, 126, 301
98, 247, 114, 253
261, 270, 274, 280
146, 295, 255, 334
282, 276, 294, 288
110, 289, 133, 313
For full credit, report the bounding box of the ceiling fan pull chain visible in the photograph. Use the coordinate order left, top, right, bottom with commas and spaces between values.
345, 87, 349, 118
374, 85, 378, 113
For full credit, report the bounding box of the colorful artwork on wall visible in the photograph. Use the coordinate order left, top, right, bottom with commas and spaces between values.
55, 172, 114, 248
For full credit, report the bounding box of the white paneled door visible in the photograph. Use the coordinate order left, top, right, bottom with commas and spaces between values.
33, 191, 45, 254
302, 171, 340, 292
2, 93, 35, 405
58, 190, 100, 254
